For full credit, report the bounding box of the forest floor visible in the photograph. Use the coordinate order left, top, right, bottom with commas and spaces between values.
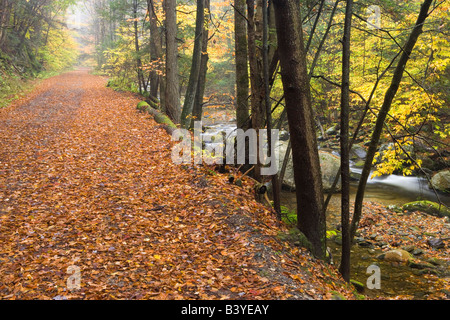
0, 69, 358, 300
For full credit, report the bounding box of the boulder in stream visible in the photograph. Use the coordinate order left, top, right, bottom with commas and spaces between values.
319, 151, 341, 192
276, 143, 341, 192
430, 169, 450, 193
350, 144, 367, 160
378, 249, 411, 264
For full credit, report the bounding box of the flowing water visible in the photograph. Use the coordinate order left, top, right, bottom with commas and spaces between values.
281, 179, 450, 299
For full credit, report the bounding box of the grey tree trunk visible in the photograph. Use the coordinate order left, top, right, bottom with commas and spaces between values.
234, 0, 249, 130
192, 0, 210, 128
147, 0, 165, 110
164, 0, 181, 123
181, 0, 205, 128
247, 0, 265, 182
133, 0, 144, 94
272, 0, 326, 260
262, 0, 281, 218
339, 0, 353, 283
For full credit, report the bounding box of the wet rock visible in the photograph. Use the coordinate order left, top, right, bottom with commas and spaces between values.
427, 257, 444, 266
326, 126, 338, 135
319, 151, 341, 192
408, 260, 436, 269
275, 145, 342, 192
412, 269, 440, 276
353, 160, 365, 168
430, 169, 450, 193
427, 238, 445, 249
279, 131, 290, 141
350, 144, 367, 160
378, 249, 411, 263
358, 239, 374, 248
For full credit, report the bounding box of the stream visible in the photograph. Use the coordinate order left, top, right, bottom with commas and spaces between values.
281, 183, 449, 299
200, 120, 450, 299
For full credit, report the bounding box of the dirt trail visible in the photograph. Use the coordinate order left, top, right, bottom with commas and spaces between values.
0, 70, 355, 300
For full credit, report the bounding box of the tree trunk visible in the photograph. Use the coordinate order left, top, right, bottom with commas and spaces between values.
338, 0, 353, 283
192, 0, 210, 127
234, 0, 250, 130
272, 0, 326, 259
164, 0, 181, 123
247, 0, 265, 182
148, 0, 160, 99
133, 0, 144, 94
147, 0, 166, 111
0, 0, 11, 49
181, 0, 205, 128
350, 0, 434, 241
262, 0, 281, 218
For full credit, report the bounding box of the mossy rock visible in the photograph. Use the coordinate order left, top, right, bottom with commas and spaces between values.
136, 101, 178, 134
137, 101, 150, 111
402, 200, 450, 218
350, 280, 365, 293
152, 111, 177, 130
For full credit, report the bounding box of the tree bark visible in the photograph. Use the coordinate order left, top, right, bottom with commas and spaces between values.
0, 0, 11, 49
338, 0, 353, 283
234, 0, 250, 130
164, 0, 181, 123
180, 0, 205, 128
247, 0, 265, 182
147, 0, 166, 111
262, 0, 281, 218
192, 0, 210, 128
133, 0, 144, 94
350, 0, 434, 241
272, 0, 326, 259
148, 0, 160, 99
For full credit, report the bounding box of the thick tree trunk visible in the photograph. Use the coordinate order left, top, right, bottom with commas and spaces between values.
234, 0, 250, 130
272, 0, 326, 259
147, 0, 166, 111
350, 0, 434, 240
148, 0, 160, 99
0, 0, 11, 49
339, 0, 353, 283
247, 0, 265, 182
164, 0, 181, 123
263, 0, 281, 218
181, 0, 206, 128
192, 0, 210, 128
133, 0, 144, 94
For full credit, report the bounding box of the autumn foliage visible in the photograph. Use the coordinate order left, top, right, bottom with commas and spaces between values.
0, 70, 356, 300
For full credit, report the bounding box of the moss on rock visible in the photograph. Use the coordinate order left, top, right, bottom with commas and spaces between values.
136, 101, 178, 134
402, 200, 450, 218
136, 101, 150, 111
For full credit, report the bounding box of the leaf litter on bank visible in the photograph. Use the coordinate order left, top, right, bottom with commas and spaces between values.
0, 70, 357, 300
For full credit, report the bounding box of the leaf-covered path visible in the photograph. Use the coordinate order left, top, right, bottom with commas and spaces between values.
0, 70, 355, 300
